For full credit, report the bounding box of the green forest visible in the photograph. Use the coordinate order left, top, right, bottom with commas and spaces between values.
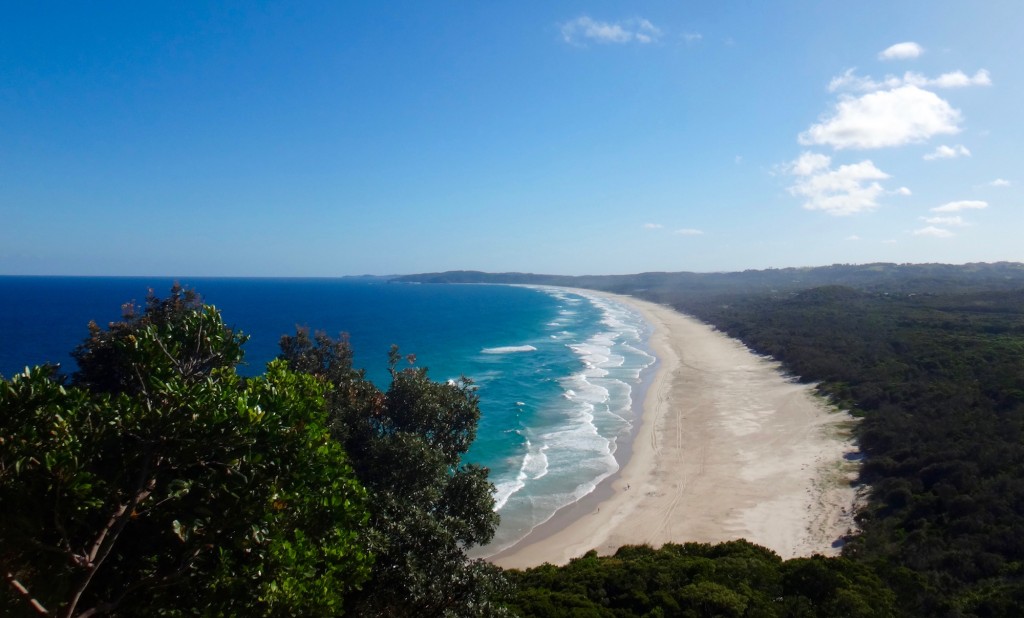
5, 263, 1024, 616
410, 263, 1024, 617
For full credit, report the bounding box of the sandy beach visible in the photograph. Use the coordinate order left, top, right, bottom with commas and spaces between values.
488, 291, 860, 569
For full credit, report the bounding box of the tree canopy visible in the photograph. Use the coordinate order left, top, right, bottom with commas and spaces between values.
1, 287, 371, 616
2, 285, 506, 617
506, 541, 896, 617
278, 330, 506, 617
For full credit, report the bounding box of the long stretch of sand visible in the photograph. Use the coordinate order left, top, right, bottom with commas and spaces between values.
489, 291, 860, 569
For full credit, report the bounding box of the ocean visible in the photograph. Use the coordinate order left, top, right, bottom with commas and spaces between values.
0, 277, 654, 555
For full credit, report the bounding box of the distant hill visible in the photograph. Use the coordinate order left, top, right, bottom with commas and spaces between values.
394, 262, 1024, 299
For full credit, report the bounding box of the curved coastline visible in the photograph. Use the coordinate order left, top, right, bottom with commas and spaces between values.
487, 289, 860, 569
474, 285, 656, 557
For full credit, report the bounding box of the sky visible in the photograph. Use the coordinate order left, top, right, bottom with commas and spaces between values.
2, 1, 1022, 276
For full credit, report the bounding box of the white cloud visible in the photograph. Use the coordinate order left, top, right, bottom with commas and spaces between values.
799, 85, 962, 149
989, 178, 1011, 187
828, 69, 991, 93
931, 200, 988, 212
786, 153, 894, 216
914, 69, 992, 88
828, 69, 891, 92
924, 144, 971, 160
561, 16, 661, 46
913, 226, 954, 238
879, 42, 924, 60
643, 223, 663, 229
673, 228, 704, 236
895, 187, 913, 196
632, 19, 660, 43
921, 215, 968, 227
846, 235, 861, 241
683, 32, 703, 44
789, 151, 831, 175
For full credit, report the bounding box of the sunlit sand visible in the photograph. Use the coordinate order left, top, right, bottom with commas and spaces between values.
489, 291, 860, 568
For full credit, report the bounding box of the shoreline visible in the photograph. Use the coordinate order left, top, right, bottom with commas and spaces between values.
472, 285, 657, 559
487, 290, 860, 569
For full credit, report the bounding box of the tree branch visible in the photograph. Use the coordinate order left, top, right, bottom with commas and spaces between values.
5, 572, 49, 615
62, 452, 158, 618
74, 545, 204, 618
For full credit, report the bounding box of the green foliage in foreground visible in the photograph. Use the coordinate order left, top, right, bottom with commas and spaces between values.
506, 541, 896, 617
1, 288, 371, 616
279, 331, 507, 616
2, 285, 507, 617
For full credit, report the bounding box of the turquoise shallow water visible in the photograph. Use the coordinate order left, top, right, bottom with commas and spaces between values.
0, 277, 654, 553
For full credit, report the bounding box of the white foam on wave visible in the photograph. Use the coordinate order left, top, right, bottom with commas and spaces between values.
482, 285, 658, 555
547, 288, 653, 458
493, 437, 551, 510
465, 369, 502, 386
481, 344, 538, 354
527, 445, 550, 480
493, 475, 525, 511
561, 372, 610, 405
568, 342, 611, 378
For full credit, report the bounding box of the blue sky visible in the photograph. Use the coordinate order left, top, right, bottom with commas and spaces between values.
2, 2, 1021, 276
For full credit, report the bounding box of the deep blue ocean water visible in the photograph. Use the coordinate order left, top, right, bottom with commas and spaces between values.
0, 277, 654, 554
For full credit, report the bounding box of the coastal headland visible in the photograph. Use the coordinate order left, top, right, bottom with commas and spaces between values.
489, 290, 860, 569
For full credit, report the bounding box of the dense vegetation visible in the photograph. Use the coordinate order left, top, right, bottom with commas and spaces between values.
6, 263, 1024, 616
674, 286, 1024, 615
277, 330, 506, 616
403, 264, 1024, 615
395, 261, 1024, 297
506, 541, 895, 617
1, 287, 502, 617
